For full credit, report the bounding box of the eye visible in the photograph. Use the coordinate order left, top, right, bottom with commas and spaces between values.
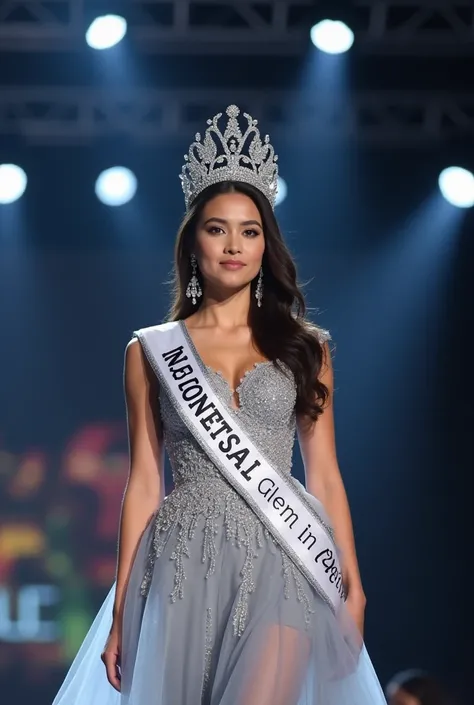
243, 229, 260, 237
207, 226, 224, 234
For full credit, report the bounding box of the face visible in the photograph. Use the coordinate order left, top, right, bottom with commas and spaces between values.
388, 688, 421, 705
193, 192, 265, 298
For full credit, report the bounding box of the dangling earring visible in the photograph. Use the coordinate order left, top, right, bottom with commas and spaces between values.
186, 253, 202, 305
255, 266, 263, 308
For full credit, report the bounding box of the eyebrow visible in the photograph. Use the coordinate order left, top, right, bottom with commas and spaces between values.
203, 217, 263, 228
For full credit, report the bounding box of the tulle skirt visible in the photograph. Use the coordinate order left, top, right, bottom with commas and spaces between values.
52, 511, 387, 705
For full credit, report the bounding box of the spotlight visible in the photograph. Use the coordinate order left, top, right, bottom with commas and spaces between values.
95, 167, 137, 206
86, 15, 127, 50
0, 164, 27, 204
310, 20, 354, 54
275, 177, 288, 207
438, 167, 474, 209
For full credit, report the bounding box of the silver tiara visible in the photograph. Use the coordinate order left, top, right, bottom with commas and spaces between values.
180, 104, 279, 210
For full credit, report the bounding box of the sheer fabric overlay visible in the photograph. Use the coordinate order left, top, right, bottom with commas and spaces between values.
52, 325, 387, 705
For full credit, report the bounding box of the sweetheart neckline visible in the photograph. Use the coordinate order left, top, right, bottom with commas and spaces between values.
206, 360, 274, 393
179, 320, 274, 412
207, 363, 275, 412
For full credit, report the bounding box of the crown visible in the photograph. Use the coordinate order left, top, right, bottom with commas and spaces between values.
180, 104, 279, 210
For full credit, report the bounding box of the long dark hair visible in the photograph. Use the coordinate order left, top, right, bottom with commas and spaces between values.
168, 180, 330, 423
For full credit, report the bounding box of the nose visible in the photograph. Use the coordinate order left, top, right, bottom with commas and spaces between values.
225, 244, 241, 255
224, 230, 242, 255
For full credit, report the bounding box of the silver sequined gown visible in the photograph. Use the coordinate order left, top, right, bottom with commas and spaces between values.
52, 323, 387, 705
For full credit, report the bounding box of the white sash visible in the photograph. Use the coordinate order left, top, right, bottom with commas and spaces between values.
134, 320, 345, 614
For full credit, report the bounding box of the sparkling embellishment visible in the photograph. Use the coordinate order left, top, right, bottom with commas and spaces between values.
281, 551, 315, 631
180, 105, 279, 211
185, 253, 202, 306
135, 321, 333, 637
202, 607, 213, 698
255, 266, 263, 308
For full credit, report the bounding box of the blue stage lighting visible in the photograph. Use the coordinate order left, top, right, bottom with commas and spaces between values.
95, 167, 137, 206
0, 164, 27, 204
310, 20, 354, 54
438, 167, 474, 209
275, 177, 288, 207
86, 15, 127, 50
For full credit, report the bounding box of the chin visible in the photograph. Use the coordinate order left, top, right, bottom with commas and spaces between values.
212, 277, 250, 295
216, 271, 250, 284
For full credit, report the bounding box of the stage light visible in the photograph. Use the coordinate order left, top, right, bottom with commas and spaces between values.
438, 167, 474, 209
86, 15, 127, 50
275, 177, 288, 207
0, 164, 27, 204
95, 167, 137, 206
310, 20, 354, 54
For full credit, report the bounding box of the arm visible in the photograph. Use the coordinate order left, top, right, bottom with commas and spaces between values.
297, 342, 366, 631
113, 337, 165, 622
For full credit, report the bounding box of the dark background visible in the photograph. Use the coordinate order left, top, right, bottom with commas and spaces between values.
0, 2, 473, 704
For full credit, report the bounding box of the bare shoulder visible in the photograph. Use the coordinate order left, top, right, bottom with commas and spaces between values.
124, 337, 157, 392
125, 337, 143, 370
125, 336, 141, 357
299, 320, 333, 379
301, 319, 332, 346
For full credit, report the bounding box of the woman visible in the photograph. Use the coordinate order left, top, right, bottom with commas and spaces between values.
52, 105, 386, 704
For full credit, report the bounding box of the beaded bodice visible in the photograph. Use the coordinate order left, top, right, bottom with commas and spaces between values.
138, 322, 330, 637
159, 357, 298, 488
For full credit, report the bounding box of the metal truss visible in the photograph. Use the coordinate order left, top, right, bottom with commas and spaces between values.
0, 88, 472, 145
0, 1, 473, 55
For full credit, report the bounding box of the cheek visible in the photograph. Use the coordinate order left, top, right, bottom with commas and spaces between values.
195, 234, 219, 261
250, 237, 265, 264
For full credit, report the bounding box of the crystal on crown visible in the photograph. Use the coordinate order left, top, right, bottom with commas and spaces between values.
180, 105, 279, 210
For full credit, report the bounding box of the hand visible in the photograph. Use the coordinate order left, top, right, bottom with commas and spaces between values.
344, 588, 366, 638
101, 623, 122, 691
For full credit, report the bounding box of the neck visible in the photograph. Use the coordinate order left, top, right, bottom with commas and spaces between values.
191, 286, 251, 330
